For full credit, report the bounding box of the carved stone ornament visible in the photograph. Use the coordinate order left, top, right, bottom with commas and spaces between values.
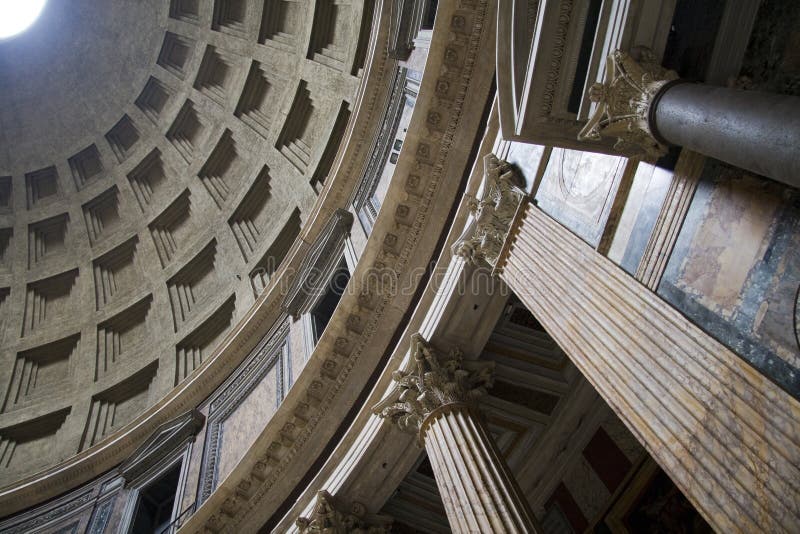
452, 153, 526, 268
118, 410, 204, 485
282, 209, 353, 318
295, 490, 392, 534
372, 334, 494, 440
578, 48, 679, 159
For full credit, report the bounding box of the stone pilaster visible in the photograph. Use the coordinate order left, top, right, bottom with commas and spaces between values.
373, 334, 539, 533
295, 490, 392, 534
500, 203, 800, 532
578, 48, 679, 159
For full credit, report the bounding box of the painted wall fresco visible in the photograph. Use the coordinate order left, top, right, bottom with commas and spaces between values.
659, 159, 800, 398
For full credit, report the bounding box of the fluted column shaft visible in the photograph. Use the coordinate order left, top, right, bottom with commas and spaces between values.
421, 404, 536, 533
498, 203, 800, 532
373, 334, 539, 534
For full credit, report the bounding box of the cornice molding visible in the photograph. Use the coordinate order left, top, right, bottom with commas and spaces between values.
118, 410, 205, 485
282, 209, 354, 318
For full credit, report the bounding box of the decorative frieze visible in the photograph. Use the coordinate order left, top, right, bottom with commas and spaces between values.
452, 154, 525, 269
578, 49, 679, 159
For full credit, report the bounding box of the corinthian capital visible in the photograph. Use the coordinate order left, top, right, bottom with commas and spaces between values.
296, 490, 392, 534
453, 153, 526, 269
372, 334, 494, 440
578, 48, 679, 159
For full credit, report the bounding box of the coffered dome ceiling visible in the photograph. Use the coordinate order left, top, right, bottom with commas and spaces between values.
0, 0, 367, 484
0, 0, 163, 169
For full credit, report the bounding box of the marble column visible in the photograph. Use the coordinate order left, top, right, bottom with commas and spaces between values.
497, 202, 800, 532
651, 82, 800, 187
373, 334, 539, 534
579, 49, 800, 188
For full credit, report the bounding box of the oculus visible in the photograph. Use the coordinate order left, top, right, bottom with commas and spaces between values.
0, 0, 47, 40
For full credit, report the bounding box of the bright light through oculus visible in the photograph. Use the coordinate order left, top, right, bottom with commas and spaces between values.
0, 0, 47, 39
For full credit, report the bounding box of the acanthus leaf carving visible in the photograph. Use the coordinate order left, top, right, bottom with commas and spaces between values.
578, 48, 679, 159
372, 333, 493, 441
295, 490, 392, 534
452, 153, 525, 268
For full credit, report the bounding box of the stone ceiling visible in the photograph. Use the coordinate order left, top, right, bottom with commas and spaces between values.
0, 0, 163, 170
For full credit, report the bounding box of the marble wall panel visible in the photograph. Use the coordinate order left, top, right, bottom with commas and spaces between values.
196, 319, 290, 502
611, 159, 675, 274
659, 159, 800, 398
534, 148, 627, 247
216, 366, 277, 483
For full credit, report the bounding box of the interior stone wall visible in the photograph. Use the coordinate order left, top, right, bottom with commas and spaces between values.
0, 0, 371, 485
658, 160, 800, 398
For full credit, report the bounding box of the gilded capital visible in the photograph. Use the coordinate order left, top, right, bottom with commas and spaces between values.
453, 153, 526, 268
296, 490, 392, 534
578, 48, 679, 159
372, 334, 494, 441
